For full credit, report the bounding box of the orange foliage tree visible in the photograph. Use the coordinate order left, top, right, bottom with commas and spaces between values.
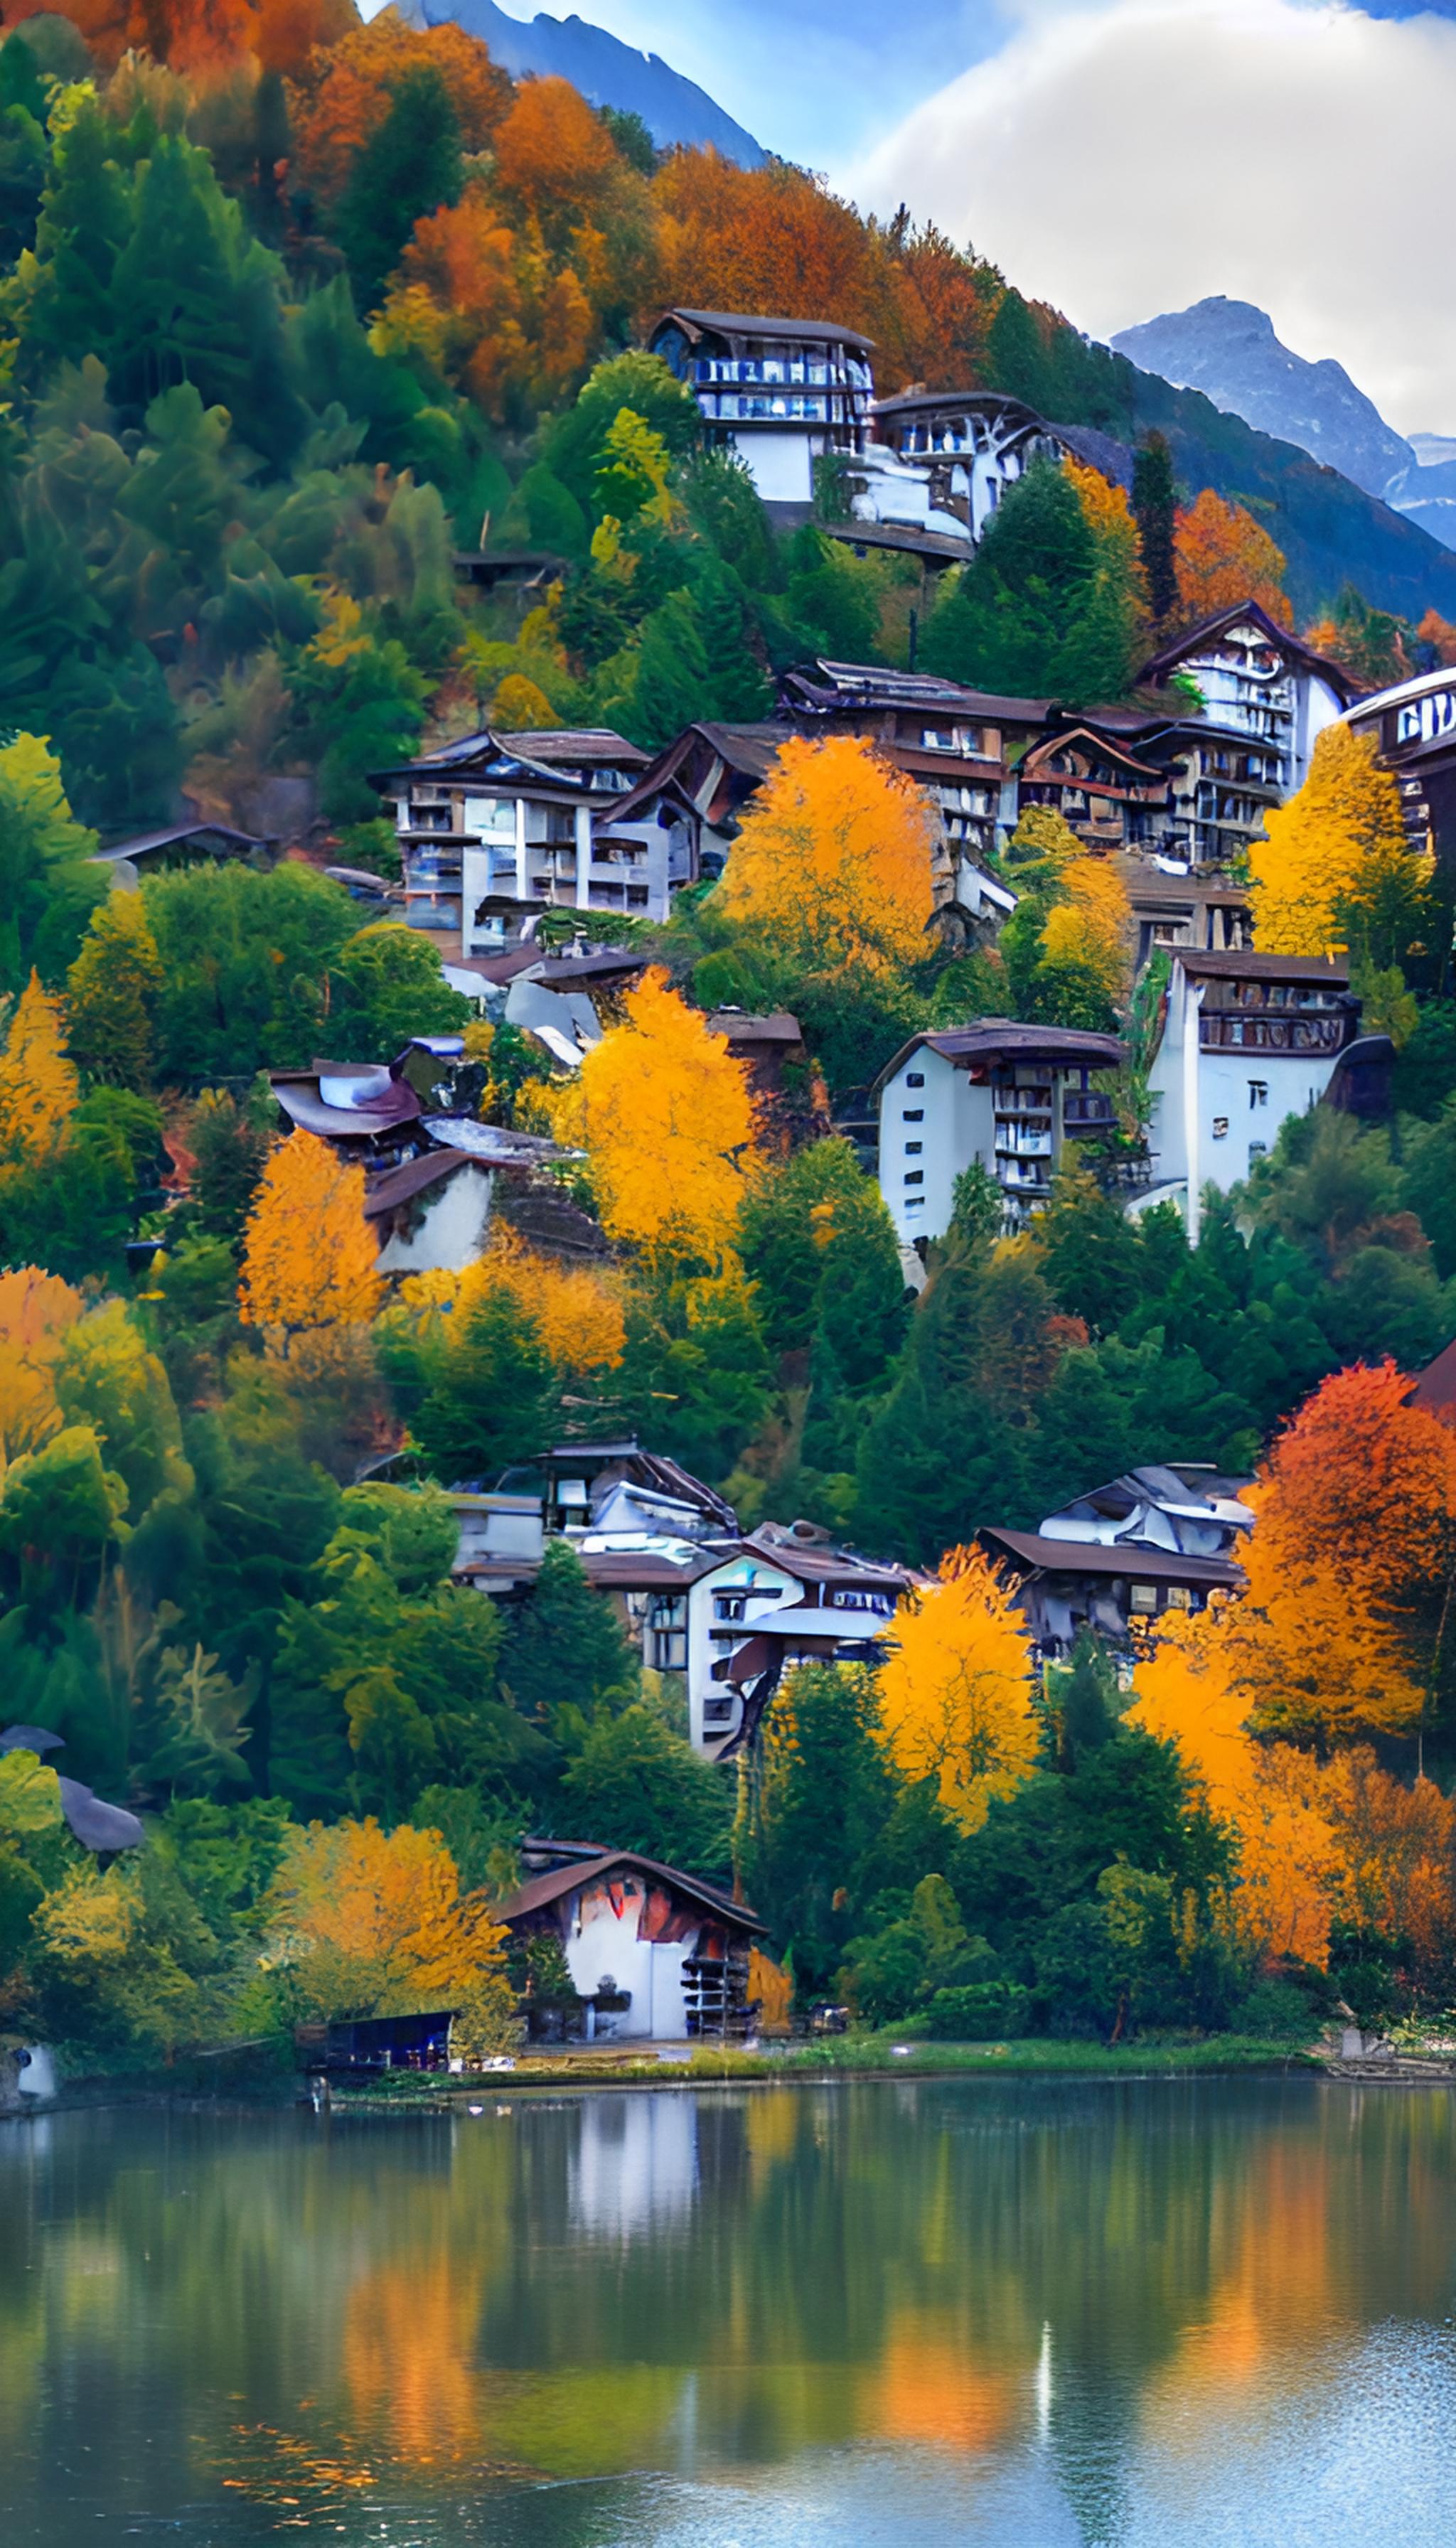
381, 185, 596, 418
877, 1546, 1039, 1834
265, 1816, 510, 2019
1173, 489, 1291, 628
1250, 724, 1431, 967
720, 734, 936, 977
288, 16, 513, 211
238, 1131, 384, 1340
398, 1233, 625, 1382
561, 967, 759, 1268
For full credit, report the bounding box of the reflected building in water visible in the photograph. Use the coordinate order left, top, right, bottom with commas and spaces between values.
569, 2091, 701, 2240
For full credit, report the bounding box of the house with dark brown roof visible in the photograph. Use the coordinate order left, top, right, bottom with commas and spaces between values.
1143, 949, 1391, 1238
873, 1019, 1127, 1243
494, 1843, 768, 2041
1137, 601, 1359, 864
650, 308, 875, 518
978, 1527, 1246, 1670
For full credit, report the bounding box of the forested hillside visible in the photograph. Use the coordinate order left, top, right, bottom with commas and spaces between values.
6, 0, 1456, 2079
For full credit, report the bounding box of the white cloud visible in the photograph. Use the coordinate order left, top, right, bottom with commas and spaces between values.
847, 0, 1456, 434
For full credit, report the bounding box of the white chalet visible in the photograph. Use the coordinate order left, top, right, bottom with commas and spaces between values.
874, 1021, 1127, 1243
1139, 604, 1355, 864
866, 388, 1075, 550
650, 308, 875, 513
1143, 950, 1390, 1239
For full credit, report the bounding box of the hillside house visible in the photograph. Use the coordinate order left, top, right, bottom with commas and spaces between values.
1339, 663, 1456, 868
1118, 852, 1251, 973
867, 387, 1076, 545
874, 1021, 1127, 1243
1142, 950, 1391, 1238
372, 727, 687, 951
1138, 604, 1356, 863
1015, 722, 1172, 850
978, 1526, 1246, 1669
493, 1843, 767, 2041
1037, 1465, 1253, 1560
651, 308, 875, 514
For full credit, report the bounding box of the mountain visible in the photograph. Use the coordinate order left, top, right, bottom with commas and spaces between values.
396, 0, 766, 164
1110, 297, 1413, 500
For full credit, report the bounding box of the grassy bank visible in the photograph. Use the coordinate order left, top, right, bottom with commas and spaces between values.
336, 2030, 1321, 2109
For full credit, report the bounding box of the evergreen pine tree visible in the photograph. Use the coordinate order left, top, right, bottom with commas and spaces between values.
986, 288, 1051, 410
697, 562, 772, 720
499, 1539, 637, 1730
1052, 1629, 1119, 1767
414, 1289, 555, 1486
332, 66, 464, 314
628, 589, 710, 748
1133, 432, 1178, 628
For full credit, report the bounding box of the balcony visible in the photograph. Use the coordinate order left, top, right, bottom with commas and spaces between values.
1200, 1013, 1347, 1056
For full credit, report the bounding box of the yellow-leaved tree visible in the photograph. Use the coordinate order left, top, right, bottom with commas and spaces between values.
1251, 724, 1432, 968
264, 1817, 514, 2037
877, 1546, 1039, 1833
557, 966, 759, 1268
0, 1266, 85, 1460
0, 973, 78, 1171
398, 1233, 626, 1379
238, 1131, 384, 1340
719, 734, 937, 975
64, 893, 164, 1091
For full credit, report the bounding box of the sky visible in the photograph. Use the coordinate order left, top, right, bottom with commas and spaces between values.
460, 0, 1456, 435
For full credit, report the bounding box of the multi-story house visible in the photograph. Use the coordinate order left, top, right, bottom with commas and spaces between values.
1339, 663, 1456, 865
372, 727, 695, 951
978, 1462, 1254, 1670
1015, 719, 1172, 850
1138, 604, 1356, 864
1143, 949, 1391, 1238
649, 308, 876, 514
874, 1020, 1127, 1243
864, 387, 1077, 545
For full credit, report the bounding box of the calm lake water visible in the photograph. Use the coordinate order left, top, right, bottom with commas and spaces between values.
4, 2074, 1456, 2547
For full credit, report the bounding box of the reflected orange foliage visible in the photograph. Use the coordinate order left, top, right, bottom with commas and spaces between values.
864, 2310, 1015, 2458
343, 2255, 486, 2466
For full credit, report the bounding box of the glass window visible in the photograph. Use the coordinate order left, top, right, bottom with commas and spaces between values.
906, 1071, 925, 1087
904, 1170, 924, 1186
902, 1108, 924, 1122
1129, 1583, 1158, 1615
1249, 1081, 1268, 1107
906, 1141, 922, 1155
1212, 1116, 1228, 1139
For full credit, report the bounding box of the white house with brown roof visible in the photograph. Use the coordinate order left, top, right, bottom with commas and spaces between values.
1144, 950, 1390, 1238
874, 1020, 1128, 1243
1138, 603, 1356, 864
493, 1843, 767, 2041
650, 308, 876, 513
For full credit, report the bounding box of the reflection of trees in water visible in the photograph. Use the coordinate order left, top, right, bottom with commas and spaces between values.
4, 2079, 1456, 2527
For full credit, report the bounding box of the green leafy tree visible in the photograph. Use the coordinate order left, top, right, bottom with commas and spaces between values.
561, 1700, 733, 1878
412, 1288, 557, 1487
0, 734, 106, 994
1133, 430, 1178, 626
498, 1538, 637, 1736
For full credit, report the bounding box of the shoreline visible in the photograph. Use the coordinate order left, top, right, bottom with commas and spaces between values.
4, 2032, 1338, 2119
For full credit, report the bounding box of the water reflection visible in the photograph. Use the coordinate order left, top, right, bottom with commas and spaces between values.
2, 2077, 1455, 2547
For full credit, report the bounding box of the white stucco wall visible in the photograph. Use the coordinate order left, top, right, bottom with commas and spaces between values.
1147, 969, 1341, 1222
561, 1877, 697, 2040
373, 1166, 493, 1274
877, 1049, 992, 1243
687, 1552, 801, 1751
728, 428, 815, 505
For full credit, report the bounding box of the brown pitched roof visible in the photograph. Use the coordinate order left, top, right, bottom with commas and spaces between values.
493, 1848, 766, 1934
873, 1019, 1126, 1096
363, 1150, 476, 1218
980, 1526, 1245, 1589
1176, 951, 1350, 986
1140, 601, 1359, 702
658, 306, 875, 353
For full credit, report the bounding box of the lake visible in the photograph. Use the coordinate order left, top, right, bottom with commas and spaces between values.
3, 2073, 1455, 2547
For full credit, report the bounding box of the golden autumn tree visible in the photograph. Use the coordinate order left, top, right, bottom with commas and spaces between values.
1130, 1612, 1339, 1966
238, 1132, 384, 1341
0, 973, 78, 1173
64, 893, 163, 1091
1250, 723, 1431, 969
720, 734, 936, 978
395, 1234, 625, 1383
560, 967, 759, 1268
265, 1816, 511, 2022
652, 151, 889, 343
1173, 489, 1291, 628
877, 1546, 1039, 1834
0, 1267, 85, 1462
379, 184, 597, 417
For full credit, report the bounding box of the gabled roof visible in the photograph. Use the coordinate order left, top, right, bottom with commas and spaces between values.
498, 728, 649, 768
1019, 726, 1167, 785
980, 1526, 1245, 1589
1140, 601, 1359, 702
873, 1019, 1126, 1096
493, 1847, 767, 1934
782, 658, 990, 715
363, 1150, 478, 1218
656, 306, 875, 353
872, 386, 1045, 432
1175, 950, 1350, 987
371, 727, 612, 796
93, 818, 270, 865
